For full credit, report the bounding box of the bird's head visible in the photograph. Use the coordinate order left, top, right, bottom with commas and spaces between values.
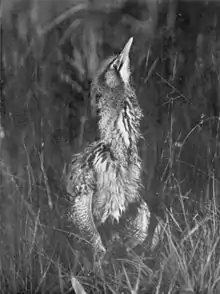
90, 37, 134, 118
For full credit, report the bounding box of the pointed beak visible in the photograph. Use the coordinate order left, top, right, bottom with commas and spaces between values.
116, 37, 133, 71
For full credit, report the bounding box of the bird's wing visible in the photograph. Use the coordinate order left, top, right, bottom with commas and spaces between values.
67, 145, 106, 258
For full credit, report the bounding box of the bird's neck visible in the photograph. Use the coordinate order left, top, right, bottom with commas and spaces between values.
98, 97, 142, 163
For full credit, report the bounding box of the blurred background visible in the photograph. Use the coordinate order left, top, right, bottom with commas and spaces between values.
1, 0, 220, 293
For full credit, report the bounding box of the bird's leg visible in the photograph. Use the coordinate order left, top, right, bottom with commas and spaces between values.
70, 192, 106, 261
146, 213, 163, 250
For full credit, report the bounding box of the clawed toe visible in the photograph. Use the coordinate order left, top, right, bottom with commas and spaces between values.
94, 243, 106, 262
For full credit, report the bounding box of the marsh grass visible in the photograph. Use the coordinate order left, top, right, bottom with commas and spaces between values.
1, 0, 220, 293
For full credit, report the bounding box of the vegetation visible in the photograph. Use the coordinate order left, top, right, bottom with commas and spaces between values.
1, 0, 220, 293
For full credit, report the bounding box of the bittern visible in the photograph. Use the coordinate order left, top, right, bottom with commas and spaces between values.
67, 37, 153, 260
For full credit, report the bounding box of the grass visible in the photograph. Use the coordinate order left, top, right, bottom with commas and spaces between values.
1, 0, 220, 293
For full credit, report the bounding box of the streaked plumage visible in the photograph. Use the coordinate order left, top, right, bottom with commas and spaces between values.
67, 37, 151, 259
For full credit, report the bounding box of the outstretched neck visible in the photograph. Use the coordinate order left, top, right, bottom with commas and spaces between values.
98, 93, 142, 163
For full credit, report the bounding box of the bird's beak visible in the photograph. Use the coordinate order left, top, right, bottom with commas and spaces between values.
117, 37, 133, 71
114, 37, 133, 84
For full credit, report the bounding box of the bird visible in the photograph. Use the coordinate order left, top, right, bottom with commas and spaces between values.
66, 37, 153, 261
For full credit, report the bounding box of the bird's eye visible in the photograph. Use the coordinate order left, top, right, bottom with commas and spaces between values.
110, 58, 120, 72
113, 64, 118, 71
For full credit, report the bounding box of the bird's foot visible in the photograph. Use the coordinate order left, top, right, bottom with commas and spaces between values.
92, 236, 106, 263
93, 242, 108, 275
94, 243, 106, 261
